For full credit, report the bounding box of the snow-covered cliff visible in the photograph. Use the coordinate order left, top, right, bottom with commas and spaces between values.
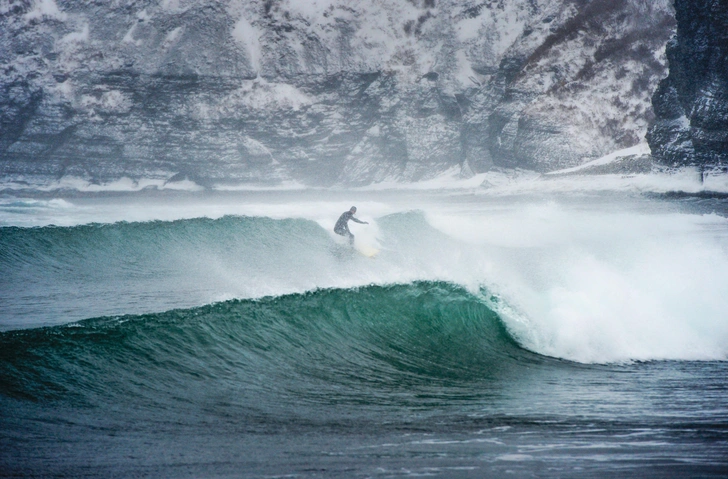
1, 0, 674, 187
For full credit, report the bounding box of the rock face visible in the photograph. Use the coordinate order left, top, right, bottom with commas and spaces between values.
0, 0, 674, 187
647, 0, 728, 169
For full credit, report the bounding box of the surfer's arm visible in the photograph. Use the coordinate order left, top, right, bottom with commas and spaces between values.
351, 217, 368, 224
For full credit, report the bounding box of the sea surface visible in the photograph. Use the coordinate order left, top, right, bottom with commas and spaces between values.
1, 182, 727, 478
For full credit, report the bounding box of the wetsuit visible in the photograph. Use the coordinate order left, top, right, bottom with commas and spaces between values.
334, 210, 366, 244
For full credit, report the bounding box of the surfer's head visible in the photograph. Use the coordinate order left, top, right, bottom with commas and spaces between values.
350, 206, 357, 213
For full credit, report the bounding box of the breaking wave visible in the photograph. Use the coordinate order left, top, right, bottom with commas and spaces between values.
2, 197, 728, 364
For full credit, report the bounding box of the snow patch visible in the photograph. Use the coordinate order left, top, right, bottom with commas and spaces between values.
456, 16, 483, 42
285, 0, 344, 19
54, 79, 74, 98
123, 23, 141, 46
161, 27, 183, 49
137, 9, 151, 22
24, 0, 67, 22
236, 79, 311, 111
160, 0, 181, 12
366, 125, 380, 137
190, 79, 311, 121
61, 23, 89, 44
454, 50, 478, 87
232, 15, 262, 73
547, 143, 651, 175
242, 137, 276, 163
79, 90, 132, 114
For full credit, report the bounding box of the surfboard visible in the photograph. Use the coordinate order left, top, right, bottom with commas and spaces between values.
355, 243, 380, 258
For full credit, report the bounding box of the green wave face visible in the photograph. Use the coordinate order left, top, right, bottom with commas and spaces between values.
0, 282, 537, 413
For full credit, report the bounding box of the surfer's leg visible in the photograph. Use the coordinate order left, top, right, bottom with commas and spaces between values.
348, 231, 355, 245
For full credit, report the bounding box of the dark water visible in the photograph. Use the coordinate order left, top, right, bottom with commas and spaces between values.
1, 194, 728, 477
2, 282, 727, 478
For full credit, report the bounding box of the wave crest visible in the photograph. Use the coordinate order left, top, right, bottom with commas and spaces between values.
0, 282, 536, 407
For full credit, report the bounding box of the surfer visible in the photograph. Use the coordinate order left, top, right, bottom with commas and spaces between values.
334, 206, 368, 245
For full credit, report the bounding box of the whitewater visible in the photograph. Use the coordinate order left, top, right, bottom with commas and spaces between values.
2, 172, 728, 478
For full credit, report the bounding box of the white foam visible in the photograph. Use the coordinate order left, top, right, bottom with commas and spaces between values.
357, 167, 491, 191
477, 168, 728, 196
0, 175, 203, 194
212, 180, 307, 191
434, 204, 728, 363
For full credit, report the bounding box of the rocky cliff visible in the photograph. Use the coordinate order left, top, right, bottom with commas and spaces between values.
647, 0, 728, 170
1, 0, 674, 187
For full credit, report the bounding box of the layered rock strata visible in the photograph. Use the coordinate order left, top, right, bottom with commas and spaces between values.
1, 0, 674, 187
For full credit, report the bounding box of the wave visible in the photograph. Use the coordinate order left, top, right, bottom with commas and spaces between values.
2, 197, 728, 364
0, 215, 341, 328
0, 282, 538, 409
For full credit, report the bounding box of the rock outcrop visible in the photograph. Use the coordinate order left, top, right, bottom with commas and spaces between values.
0, 0, 675, 187
647, 0, 728, 169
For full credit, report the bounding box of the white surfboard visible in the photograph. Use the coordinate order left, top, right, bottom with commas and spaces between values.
355, 243, 380, 258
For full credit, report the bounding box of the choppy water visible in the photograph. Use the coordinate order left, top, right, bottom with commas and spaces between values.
1, 188, 727, 477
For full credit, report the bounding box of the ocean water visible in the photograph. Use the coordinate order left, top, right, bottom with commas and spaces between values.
1, 183, 727, 478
